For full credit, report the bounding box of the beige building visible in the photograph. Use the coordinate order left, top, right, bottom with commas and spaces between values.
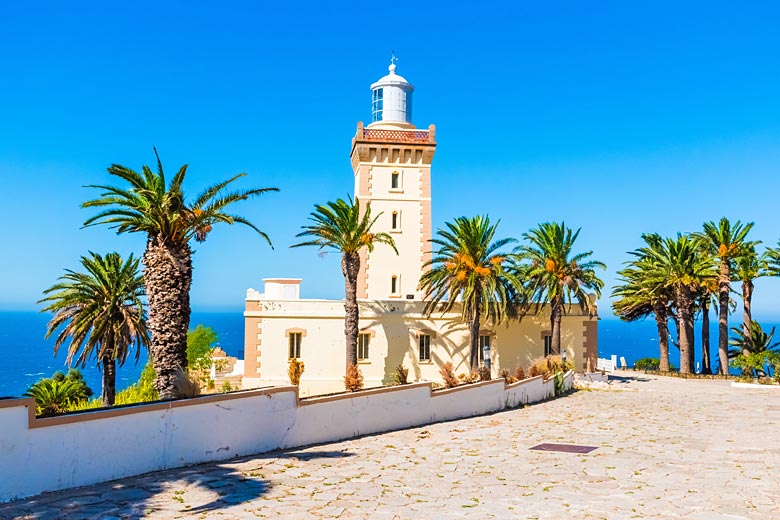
243, 59, 598, 396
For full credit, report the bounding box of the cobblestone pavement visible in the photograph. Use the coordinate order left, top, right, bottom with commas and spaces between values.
2, 373, 779, 519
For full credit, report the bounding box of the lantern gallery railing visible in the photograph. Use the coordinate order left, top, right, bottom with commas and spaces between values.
361, 128, 432, 144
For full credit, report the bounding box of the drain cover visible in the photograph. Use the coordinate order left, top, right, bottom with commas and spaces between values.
529, 443, 598, 454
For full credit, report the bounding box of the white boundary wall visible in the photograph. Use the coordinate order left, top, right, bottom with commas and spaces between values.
0, 371, 572, 502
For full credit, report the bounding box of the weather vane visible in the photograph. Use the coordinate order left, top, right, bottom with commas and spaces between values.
391, 51, 398, 65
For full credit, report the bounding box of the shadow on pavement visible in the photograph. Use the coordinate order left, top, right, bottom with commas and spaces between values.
0, 450, 355, 520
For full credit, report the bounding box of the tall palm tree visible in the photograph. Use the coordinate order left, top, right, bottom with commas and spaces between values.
641, 234, 715, 373
612, 234, 674, 371
695, 276, 719, 374
39, 252, 149, 406
694, 218, 754, 374
293, 197, 396, 371
733, 246, 767, 357
83, 150, 277, 399
418, 215, 521, 370
515, 222, 604, 356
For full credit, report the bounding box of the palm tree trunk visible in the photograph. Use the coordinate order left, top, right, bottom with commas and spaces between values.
469, 296, 482, 370
718, 262, 730, 374
101, 357, 116, 406
701, 298, 711, 374
742, 280, 753, 357
342, 252, 360, 370
676, 285, 694, 374
550, 299, 562, 356
143, 237, 193, 400
652, 302, 670, 372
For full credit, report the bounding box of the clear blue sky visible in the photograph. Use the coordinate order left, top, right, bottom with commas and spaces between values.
2, 1, 780, 317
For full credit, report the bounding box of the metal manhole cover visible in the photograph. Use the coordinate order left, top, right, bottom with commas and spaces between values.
529, 443, 598, 454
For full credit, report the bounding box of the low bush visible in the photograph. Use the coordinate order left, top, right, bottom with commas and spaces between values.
514, 366, 527, 381
344, 364, 364, 392
500, 368, 516, 384
393, 364, 409, 385
458, 370, 479, 384
478, 366, 491, 382
634, 357, 661, 371
173, 367, 201, 399
288, 358, 305, 386
220, 381, 234, 392
528, 355, 573, 379
440, 362, 459, 388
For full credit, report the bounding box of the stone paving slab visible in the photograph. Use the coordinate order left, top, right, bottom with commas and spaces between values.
1, 372, 778, 519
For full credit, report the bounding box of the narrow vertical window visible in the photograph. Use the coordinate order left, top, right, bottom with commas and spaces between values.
391, 275, 398, 294
372, 87, 384, 122
289, 332, 302, 359
391, 211, 399, 230
358, 333, 370, 361
391, 172, 399, 189
479, 335, 491, 350
543, 335, 552, 357
419, 334, 431, 361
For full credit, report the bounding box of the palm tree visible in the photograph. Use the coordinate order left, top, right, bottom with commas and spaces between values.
25, 378, 89, 417
418, 215, 521, 370
612, 234, 674, 371
292, 197, 396, 371
694, 218, 754, 374
39, 252, 149, 406
695, 276, 719, 374
515, 222, 604, 356
729, 320, 780, 376
641, 234, 715, 373
766, 241, 780, 277
733, 246, 767, 357
83, 150, 277, 398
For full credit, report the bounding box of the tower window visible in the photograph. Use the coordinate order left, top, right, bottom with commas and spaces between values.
289, 332, 302, 359
419, 334, 431, 361
391, 275, 398, 295
391, 171, 400, 190
479, 334, 491, 350
391, 211, 399, 230
372, 88, 384, 122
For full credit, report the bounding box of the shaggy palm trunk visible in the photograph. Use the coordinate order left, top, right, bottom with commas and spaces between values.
701, 298, 711, 374
652, 302, 671, 372
342, 252, 360, 370
675, 285, 695, 374
550, 298, 563, 356
101, 357, 116, 406
742, 280, 753, 357
717, 261, 730, 375
143, 237, 193, 399
468, 295, 482, 370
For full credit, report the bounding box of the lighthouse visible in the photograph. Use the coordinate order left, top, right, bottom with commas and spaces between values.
350, 57, 437, 300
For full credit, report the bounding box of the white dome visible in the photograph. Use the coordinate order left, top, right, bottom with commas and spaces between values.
370, 63, 414, 90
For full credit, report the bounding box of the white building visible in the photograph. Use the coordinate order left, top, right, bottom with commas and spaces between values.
243, 59, 598, 396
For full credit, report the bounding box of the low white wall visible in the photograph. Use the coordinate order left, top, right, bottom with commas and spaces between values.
0, 371, 573, 503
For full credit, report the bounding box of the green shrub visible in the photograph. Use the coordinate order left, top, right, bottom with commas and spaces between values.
634, 358, 660, 371
25, 369, 93, 417
114, 361, 159, 405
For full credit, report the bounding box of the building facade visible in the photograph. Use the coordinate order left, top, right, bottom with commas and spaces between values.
243, 60, 598, 396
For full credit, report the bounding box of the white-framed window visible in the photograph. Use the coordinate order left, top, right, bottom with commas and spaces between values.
390, 171, 401, 190
543, 335, 553, 357
391, 275, 399, 295
419, 334, 431, 361
289, 332, 302, 359
358, 333, 370, 361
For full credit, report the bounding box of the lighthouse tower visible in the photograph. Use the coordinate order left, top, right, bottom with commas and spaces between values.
350, 58, 437, 300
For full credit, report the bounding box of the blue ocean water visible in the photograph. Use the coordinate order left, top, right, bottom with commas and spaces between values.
1, 312, 776, 397
0, 311, 245, 398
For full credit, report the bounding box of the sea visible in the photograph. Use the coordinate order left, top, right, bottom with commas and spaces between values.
1, 311, 775, 397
